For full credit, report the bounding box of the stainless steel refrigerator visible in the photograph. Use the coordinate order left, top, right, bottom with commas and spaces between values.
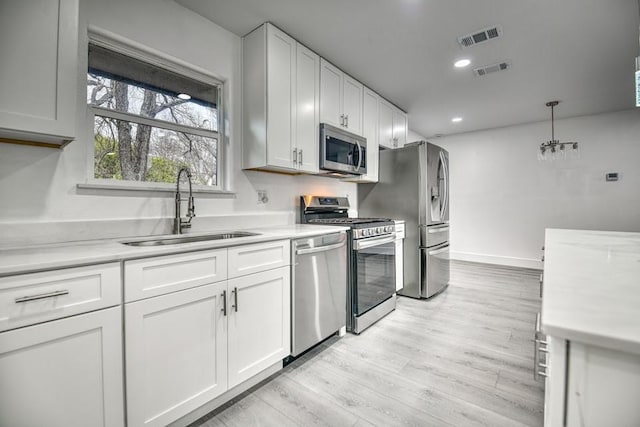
358, 141, 450, 298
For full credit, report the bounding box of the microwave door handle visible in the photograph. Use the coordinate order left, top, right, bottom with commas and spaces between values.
355, 141, 362, 171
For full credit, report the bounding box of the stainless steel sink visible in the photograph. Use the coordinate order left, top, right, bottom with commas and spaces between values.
122, 231, 260, 247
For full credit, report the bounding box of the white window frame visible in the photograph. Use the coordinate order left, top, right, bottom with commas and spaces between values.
82, 27, 229, 194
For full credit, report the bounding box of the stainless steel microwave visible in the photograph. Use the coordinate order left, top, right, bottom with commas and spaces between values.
319, 123, 367, 176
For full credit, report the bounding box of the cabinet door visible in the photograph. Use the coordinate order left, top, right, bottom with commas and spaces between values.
0, 0, 77, 144
266, 25, 296, 169
342, 75, 363, 136
125, 282, 228, 427
295, 43, 320, 173
227, 266, 290, 389
320, 59, 343, 128
0, 307, 124, 427
362, 87, 379, 181
392, 107, 408, 148
565, 342, 640, 427
378, 98, 394, 149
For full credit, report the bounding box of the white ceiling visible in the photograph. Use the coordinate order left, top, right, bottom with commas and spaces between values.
176, 0, 639, 138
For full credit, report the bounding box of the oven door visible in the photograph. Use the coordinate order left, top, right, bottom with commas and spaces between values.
352, 234, 396, 316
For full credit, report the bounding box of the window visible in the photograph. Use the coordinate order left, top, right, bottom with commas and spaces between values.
87, 43, 222, 188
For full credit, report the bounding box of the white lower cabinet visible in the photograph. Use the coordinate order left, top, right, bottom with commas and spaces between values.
543, 336, 640, 426
227, 266, 291, 388
124, 241, 291, 427
0, 306, 124, 427
125, 282, 228, 427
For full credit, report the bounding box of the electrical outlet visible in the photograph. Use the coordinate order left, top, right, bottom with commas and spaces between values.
257, 190, 269, 204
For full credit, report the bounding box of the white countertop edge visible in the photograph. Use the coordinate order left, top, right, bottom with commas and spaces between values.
542, 323, 640, 356
0, 225, 350, 277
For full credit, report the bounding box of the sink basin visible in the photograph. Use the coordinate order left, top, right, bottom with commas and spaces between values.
122, 231, 260, 247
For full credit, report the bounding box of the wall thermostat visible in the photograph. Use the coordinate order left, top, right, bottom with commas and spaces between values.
605, 172, 619, 182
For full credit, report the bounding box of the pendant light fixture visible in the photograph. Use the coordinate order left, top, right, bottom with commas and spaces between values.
538, 101, 579, 161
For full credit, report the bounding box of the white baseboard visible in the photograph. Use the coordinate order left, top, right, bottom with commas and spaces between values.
451, 250, 542, 270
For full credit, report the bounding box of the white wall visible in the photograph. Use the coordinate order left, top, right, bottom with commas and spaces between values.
436, 109, 640, 269
0, 0, 356, 245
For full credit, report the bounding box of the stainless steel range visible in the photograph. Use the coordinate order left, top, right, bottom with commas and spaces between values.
300, 196, 396, 334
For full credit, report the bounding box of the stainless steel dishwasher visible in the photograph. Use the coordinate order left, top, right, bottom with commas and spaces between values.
291, 231, 347, 356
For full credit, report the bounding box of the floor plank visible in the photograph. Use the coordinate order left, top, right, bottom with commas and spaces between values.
190, 260, 544, 427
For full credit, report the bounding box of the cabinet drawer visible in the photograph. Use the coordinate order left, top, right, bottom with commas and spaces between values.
124, 249, 227, 302
228, 240, 290, 279
0, 263, 121, 332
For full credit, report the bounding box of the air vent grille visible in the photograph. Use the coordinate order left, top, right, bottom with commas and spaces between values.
457, 25, 503, 48
473, 61, 511, 77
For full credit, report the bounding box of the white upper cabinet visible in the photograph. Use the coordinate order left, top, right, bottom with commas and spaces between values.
0, 0, 78, 147
392, 105, 408, 148
344, 87, 379, 183
295, 44, 320, 173
378, 98, 394, 149
379, 98, 407, 149
320, 59, 363, 136
243, 23, 319, 174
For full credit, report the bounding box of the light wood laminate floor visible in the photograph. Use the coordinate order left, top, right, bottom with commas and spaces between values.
191, 261, 544, 427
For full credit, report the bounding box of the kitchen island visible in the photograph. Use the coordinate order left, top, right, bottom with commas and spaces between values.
541, 228, 640, 427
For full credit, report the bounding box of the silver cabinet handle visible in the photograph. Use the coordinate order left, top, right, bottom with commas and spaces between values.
15, 290, 69, 303
533, 312, 549, 380
298, 149, 303, 165
339, 114, 345, 126
293, 148, 298, 165
345, 114, 349, 127
232, 287, 238, 312
539, 273, 544, 298
393, 137, 398, 148
296, 240, 346, 255
221, 290, 227, 316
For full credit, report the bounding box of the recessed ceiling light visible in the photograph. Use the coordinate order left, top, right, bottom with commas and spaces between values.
454, 59, 471, 68
177, 93, 191, 100
451, 117, 463, 123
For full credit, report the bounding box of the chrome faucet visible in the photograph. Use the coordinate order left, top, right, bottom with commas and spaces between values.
174, 167, 195, 234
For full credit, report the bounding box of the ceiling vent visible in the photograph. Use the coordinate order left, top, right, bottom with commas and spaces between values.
457, 25, 503, 48
473, 60, 511, 77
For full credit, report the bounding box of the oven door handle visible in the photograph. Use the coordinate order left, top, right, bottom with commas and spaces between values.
296, 240, 346, 255
354, 234, 395, 250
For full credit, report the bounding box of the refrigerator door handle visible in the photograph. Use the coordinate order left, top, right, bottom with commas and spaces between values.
439, 151, 449, 220
428, 245, 449, 256
427, 226, 449, 234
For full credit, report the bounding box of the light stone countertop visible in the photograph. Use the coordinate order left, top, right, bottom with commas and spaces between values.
542, 228, 640, 355
0, 224, 349, 277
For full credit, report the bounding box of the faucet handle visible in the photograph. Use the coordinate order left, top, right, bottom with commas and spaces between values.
188, 196, 196, 217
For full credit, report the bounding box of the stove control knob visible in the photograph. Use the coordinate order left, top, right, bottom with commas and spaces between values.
386, 226, 394, 233
362, 229, 369, 237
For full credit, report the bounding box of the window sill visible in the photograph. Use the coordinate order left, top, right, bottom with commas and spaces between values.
77, 181, 236, 197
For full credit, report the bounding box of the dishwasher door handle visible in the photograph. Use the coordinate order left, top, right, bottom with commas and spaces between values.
296, 240, 346, 255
